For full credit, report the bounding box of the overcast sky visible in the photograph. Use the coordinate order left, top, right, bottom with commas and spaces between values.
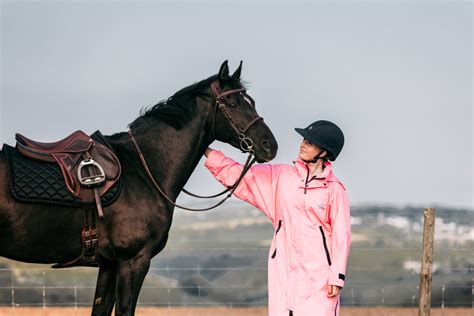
1, 1, 472, 209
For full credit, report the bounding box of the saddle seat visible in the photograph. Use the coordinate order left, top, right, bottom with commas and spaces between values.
16, 131, 95, 163
15, 130, 90, 153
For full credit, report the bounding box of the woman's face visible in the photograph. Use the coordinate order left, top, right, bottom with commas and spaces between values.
299, 138, 325, 161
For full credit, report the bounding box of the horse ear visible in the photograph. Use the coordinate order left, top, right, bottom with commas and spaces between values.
218, 60, 230, 82
231, 60, 243, 81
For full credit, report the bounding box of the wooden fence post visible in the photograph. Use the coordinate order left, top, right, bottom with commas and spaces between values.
418, 208, 436, 316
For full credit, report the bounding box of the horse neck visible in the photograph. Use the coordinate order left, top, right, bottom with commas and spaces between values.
131, 101, 214, 199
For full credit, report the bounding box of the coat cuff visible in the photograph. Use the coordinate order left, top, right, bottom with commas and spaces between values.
329, 271, 346, 288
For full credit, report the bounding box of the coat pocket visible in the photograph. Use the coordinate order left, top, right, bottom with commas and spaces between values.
270, 220, 282, 259
319, 226, 332, 266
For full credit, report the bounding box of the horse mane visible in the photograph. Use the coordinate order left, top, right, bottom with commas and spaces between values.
129, 74, 244, 131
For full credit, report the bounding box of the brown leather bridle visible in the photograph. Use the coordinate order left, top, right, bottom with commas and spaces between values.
129, 81, 262, 211
209, 80, 263, 153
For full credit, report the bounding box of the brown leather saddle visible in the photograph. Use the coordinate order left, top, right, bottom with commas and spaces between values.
15, 130, 121, 217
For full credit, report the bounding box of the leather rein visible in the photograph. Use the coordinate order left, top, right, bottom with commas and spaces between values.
128, 81, 262, 211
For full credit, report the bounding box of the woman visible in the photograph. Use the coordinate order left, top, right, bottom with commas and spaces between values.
204, 120, 350, 316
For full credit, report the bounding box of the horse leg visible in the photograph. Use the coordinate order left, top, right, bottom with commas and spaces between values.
114, 252, 151, 316
92, 264, 117, 316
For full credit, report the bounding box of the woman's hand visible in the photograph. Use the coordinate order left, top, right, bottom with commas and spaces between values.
327, 285, 341, 298
204, 147, 213, 157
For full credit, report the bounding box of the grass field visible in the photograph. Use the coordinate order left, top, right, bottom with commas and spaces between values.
0, 307, 471, 316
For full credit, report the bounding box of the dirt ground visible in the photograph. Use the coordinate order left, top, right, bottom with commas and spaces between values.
0, 307, 471, 316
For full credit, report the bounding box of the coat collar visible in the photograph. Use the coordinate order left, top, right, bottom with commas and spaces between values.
292, 157, 345, 189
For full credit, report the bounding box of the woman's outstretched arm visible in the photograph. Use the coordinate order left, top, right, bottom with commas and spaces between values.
204, 147, 280, 225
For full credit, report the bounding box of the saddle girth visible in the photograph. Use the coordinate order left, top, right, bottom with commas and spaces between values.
52, 204, 99, 268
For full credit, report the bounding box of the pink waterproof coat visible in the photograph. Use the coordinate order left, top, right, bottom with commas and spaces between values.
205, 150, 351, 316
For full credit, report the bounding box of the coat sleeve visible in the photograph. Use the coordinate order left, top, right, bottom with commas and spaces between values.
328, 183, 351, 288
204, 149, 279, 225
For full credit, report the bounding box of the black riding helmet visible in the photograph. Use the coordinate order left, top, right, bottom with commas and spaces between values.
295, 120, 345, 162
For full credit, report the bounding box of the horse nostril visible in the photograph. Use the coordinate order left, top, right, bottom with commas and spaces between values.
261, 140, 271, 151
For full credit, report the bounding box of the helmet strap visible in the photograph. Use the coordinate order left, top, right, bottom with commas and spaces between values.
302, 150, 325, 164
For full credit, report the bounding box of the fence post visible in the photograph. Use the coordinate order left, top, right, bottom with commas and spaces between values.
418, 208, 436, 316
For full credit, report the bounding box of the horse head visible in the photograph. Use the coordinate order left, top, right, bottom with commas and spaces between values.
209, 60, 278, 163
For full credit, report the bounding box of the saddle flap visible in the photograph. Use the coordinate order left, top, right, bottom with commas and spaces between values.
90, 143, 121, 181
51, 143, 121, 199
51, 152, 84, 195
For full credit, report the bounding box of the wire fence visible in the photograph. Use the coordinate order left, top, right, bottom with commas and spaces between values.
0, 206, 472, 311
0, 243, 471, 309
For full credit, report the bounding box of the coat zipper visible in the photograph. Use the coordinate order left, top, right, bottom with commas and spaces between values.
303, 164, 325, 194
271, 220, 282, 259
304, 165, 310, 194
319, 226, 332, 266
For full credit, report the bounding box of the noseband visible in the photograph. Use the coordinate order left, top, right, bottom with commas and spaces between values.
129, 81, 263, 211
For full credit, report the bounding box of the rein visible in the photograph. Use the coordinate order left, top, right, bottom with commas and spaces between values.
128, 81, 261, 211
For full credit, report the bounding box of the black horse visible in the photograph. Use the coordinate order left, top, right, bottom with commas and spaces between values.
0, 61, 278, 315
